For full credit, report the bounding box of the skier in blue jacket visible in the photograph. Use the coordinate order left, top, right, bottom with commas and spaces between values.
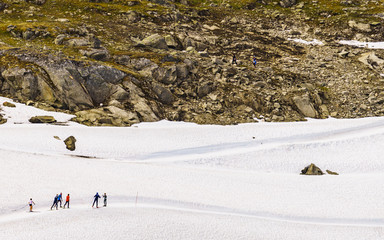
57, 192, 63, 208
51, 194, 59, 210
92, 192, 101, 208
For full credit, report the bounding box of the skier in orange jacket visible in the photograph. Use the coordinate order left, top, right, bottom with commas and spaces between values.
63, 194, 70, 209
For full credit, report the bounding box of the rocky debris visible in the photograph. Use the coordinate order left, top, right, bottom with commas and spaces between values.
29, 115, 57, 124
3, 102, 15, 107
73, 106, 140, 126
136, 34, 168, 50
358, 52, 384, 70
7, 25, 50, 40
301, 163, 324, 175
348, 20, 371, 32
25, 0, 46, 5
64, 136, 76, 151
0, 2, 8, 11
280, 0, 297, 8
326, 170, 339, 175
80, 48, 110, 61
0, 1, 382, 127
89, 0, 112, 2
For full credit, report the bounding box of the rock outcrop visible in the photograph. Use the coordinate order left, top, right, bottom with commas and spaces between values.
29, 115, 57, 124
3, 101, 15, 107
301, 164, 324, 175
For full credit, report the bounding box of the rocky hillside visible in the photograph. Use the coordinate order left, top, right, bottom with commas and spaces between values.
0, 0, 384, 126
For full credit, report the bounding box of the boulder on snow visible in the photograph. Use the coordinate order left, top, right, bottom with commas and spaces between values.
64, 136, 76, 151
29, 115, 57, 124
301, 163, 324, 175
0, 114, 6, 124
3, 101, 15, 107
326, 169, 339, 175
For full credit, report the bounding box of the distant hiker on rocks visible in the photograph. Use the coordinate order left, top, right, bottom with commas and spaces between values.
103, 193, 107, 207
92, 192, 101, 208
29, 198, 35, 212
63, 194, 70, 209
51, 194, 59, 210
252, 56, 257, 67
58, 192, 63, 208
232, 54, 237, 65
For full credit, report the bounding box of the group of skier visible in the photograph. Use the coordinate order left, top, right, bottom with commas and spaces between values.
28, 192, 107, 212
232, 54, 257, 67
92, 192, 107, 208
51, 193, 70, 210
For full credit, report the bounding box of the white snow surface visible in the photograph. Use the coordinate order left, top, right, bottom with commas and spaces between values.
0, 96, 383, 240
288, 38, 324, 45
339, 40, 384, 49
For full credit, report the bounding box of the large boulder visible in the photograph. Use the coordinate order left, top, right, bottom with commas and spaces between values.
301, 163, 324, 175
64, 136, 76, 151
29, 115, 57, 124
293, 95, 317, 118
153, 85, 174, 105
137, 34, 168, 50
73, 106, 140, 126
3, 101, 15, 107
348, 20, 371, 32
152, 66, 177, 84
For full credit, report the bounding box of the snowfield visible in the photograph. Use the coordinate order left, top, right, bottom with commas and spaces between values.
0, 97, 383, 240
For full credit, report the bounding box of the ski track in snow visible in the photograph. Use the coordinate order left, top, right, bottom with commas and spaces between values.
2, 198, 384, 228
1, 97, 384, 239
135, 119, 384, 163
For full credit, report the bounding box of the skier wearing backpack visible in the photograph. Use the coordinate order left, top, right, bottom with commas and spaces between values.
29, 198, 35, 212
92, 192, 101, 208
51, 194, 59, 210
58, 192, 63, 208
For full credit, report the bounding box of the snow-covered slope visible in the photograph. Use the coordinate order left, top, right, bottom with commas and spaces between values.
0, 97, 383, 240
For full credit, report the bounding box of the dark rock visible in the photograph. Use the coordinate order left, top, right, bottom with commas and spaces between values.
3, 101, 15, 108
29, 116, 57, 124
64, 136, 76, 151
197, 83, 214, 98
326, 170, 339, 175
0, 114, 6, 124
301, 163, 324, 175
153, 85, 174, 105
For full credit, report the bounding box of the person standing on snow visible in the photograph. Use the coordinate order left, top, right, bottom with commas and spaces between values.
102, 193, 107, 207
29, 198, 35, 212
92, 192, 101, 208
63, 194, 70, 209
58, 192, 63, 208
51, 194, 59, 210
